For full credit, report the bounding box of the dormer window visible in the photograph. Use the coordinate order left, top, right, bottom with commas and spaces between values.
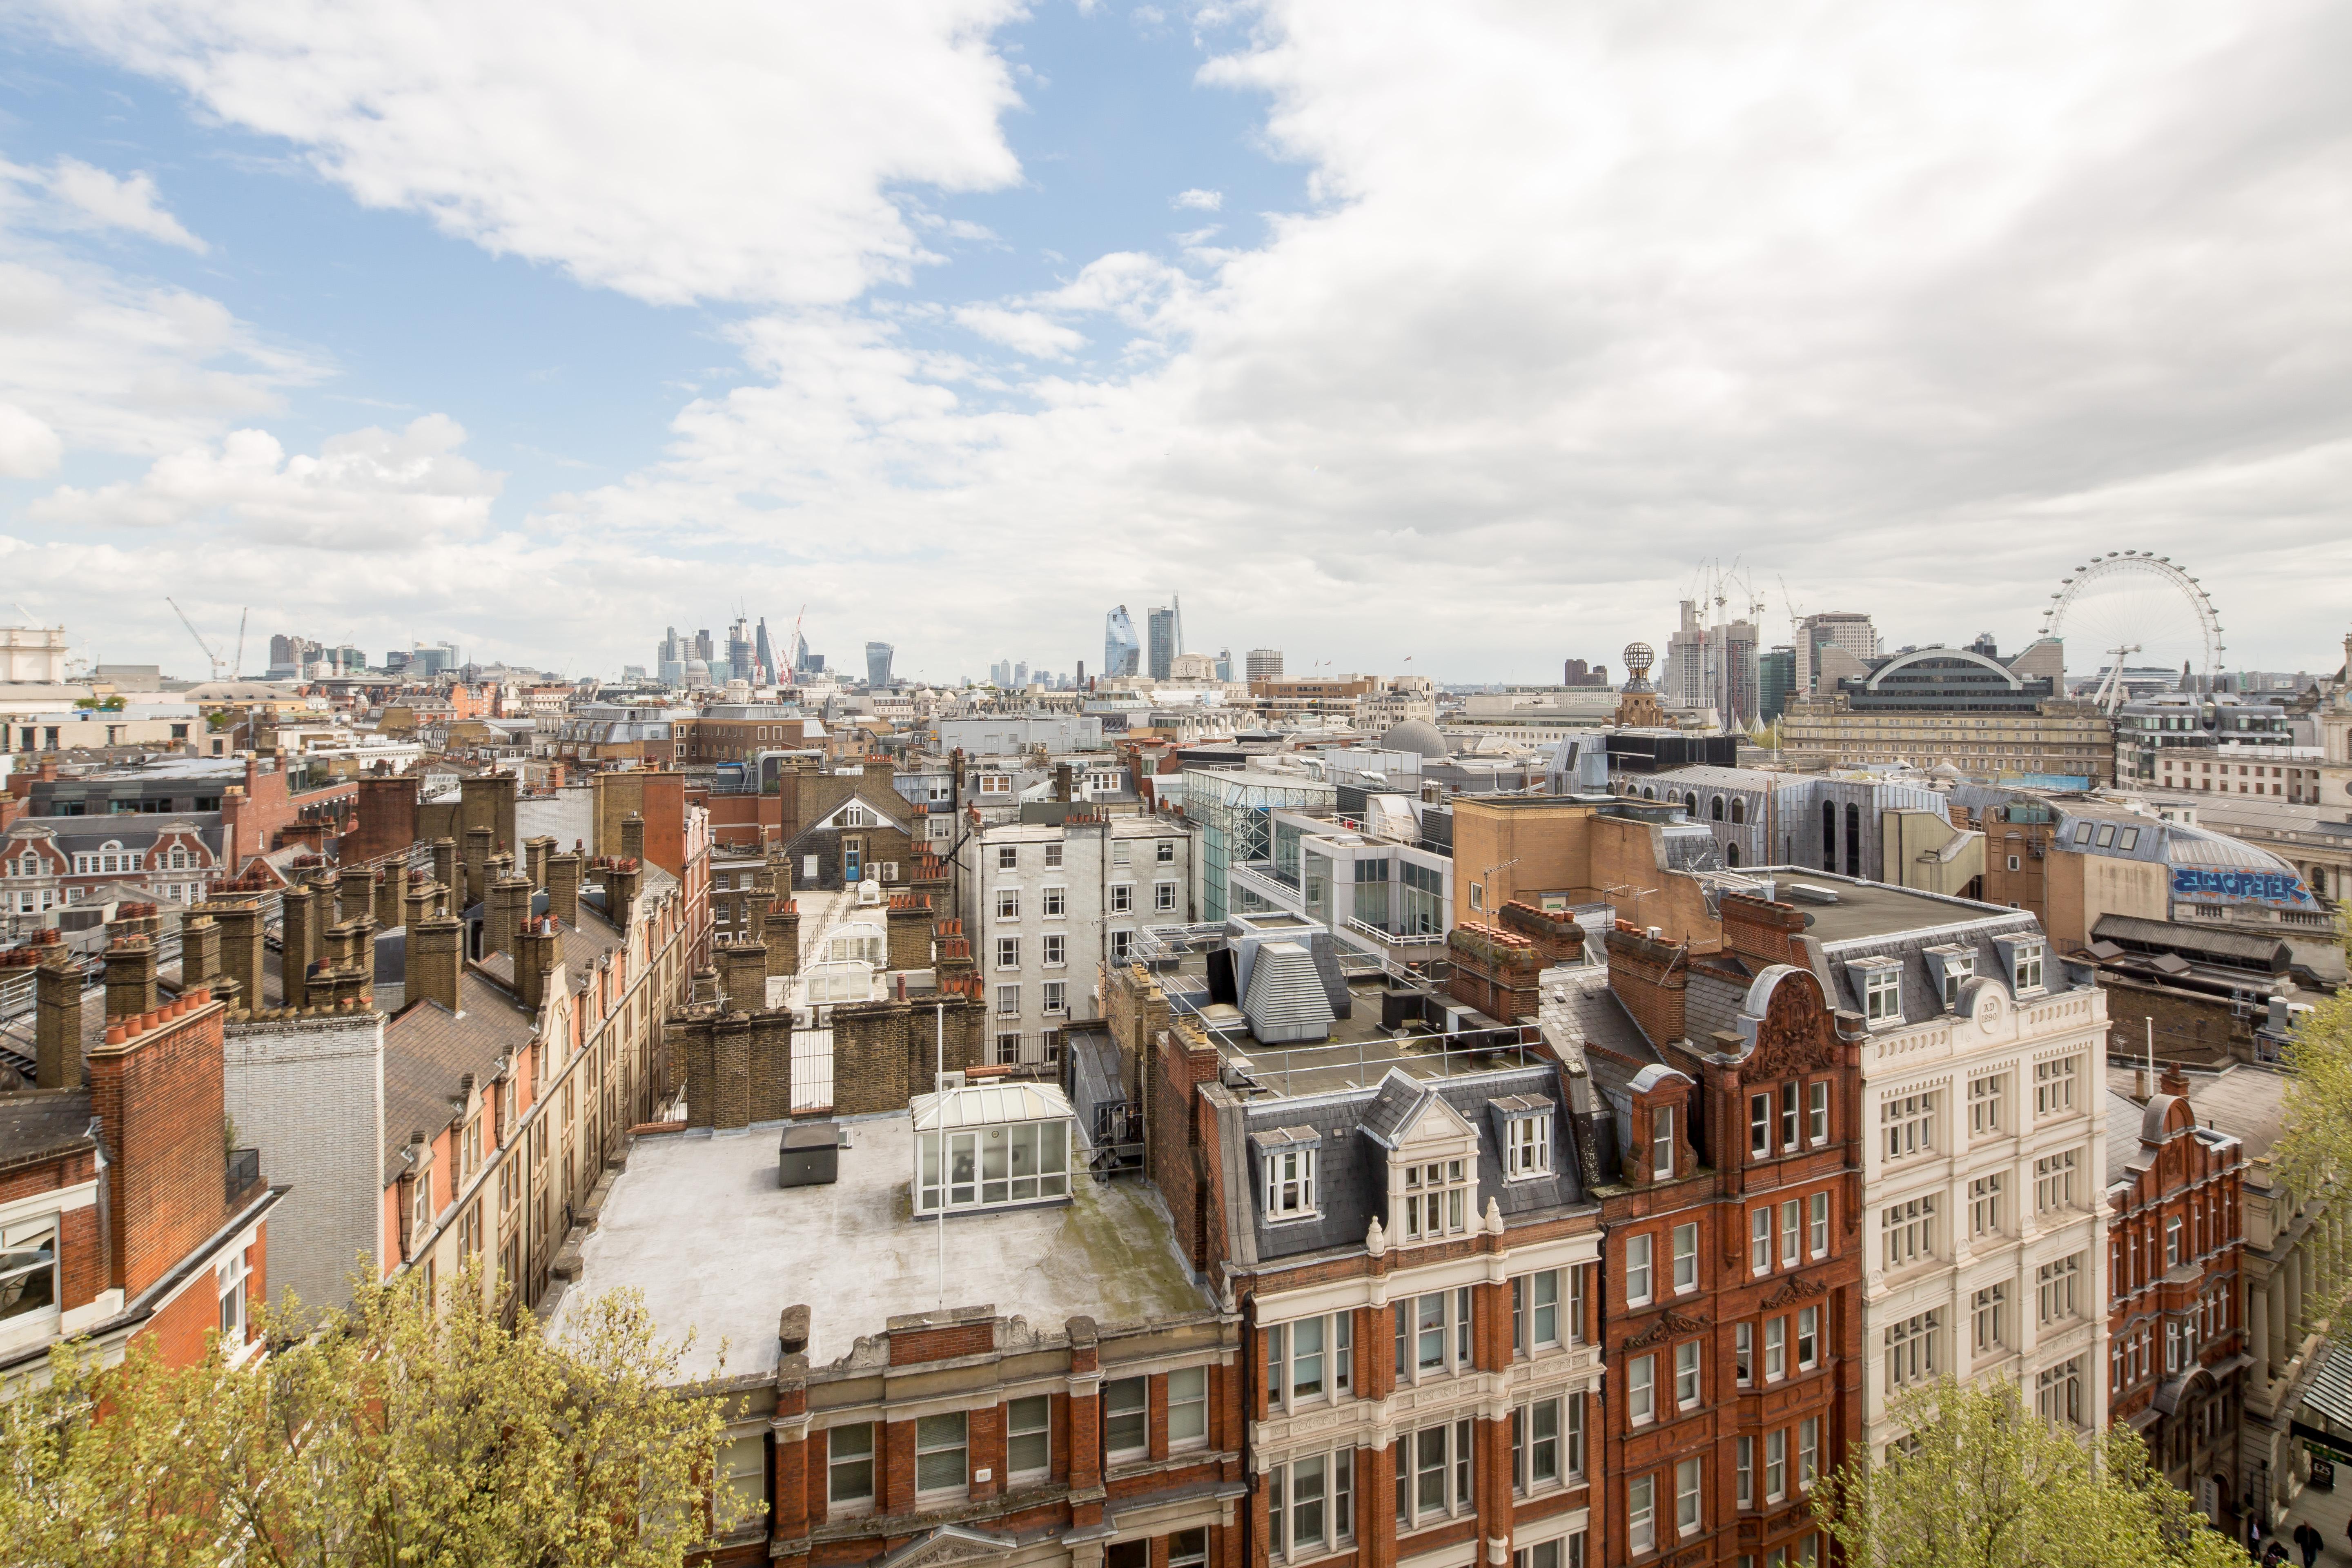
1651, 1106, 1675, 1178
1402, 1159, 1470, 1241
1849, 960, 1901, 1027
1926, 946, 1973, 1010
1993, 934, 2047, 996
1490, 1095, 1554, 1180
1256, 1127, 1321, 1223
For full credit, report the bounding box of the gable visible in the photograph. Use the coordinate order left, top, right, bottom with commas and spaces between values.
1397, 1091, 1477, 1149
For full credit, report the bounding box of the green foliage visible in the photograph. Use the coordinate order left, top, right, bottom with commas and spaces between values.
0, 1261, 742, 1568
73, 697, 126, 712
2274, 906, 2352, 1321
1813, 1378, 2247, 1568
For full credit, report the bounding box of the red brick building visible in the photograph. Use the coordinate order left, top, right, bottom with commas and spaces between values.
1586, 894, 1866, 1568
2103, 1065, 2247, 1520
0, 938, 280, 1377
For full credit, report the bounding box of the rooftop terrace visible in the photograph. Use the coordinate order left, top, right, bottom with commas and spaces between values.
550, 1111, 1209, 1377
1134, 916, 1548, 1100
1737, 868, 2029, 947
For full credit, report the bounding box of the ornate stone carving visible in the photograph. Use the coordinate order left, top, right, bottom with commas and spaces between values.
1761, 1274, 1829, 1310
1749, 973, 1838, 1079
1623, 1308, 1710, 1348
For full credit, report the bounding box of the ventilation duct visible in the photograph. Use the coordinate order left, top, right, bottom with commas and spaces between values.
1242, 940, 1336, 1044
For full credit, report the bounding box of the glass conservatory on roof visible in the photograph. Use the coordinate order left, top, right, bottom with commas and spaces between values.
911, 1080, 1077, 1215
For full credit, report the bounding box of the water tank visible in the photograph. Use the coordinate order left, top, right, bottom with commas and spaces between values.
780, 1123, 842, 1187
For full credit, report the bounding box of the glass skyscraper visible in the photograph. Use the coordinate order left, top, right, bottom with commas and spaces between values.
1104, 605, 1141, 678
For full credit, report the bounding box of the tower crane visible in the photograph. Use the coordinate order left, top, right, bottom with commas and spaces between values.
232, 609, 247, 680
166, 597, 228, 681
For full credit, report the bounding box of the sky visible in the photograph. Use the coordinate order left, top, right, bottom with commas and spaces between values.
1, 0, 2348, 686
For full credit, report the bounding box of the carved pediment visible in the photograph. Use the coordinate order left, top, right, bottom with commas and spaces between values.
1749, 971, 1839, 1080
1623, 1308, 1709, 1348
1761, 1274, 1829, 1310
873, 1526, 1016, 1568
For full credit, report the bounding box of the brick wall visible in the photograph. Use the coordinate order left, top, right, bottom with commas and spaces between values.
889, 1319, 996, 1365
1497, 900, 1587, 966
85, 996, 233, 1298
1446, 922, 1543, 1024
1719, 893, 1807, 967
1604, 923, 1688, 1046
343, 774, 419, 865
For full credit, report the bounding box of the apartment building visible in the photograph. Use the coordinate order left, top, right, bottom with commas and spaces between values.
568, 1045, 1242, 1568
215, 807, 711, 1316
955, 813, 1193, 1066
1107, 913, 1605, 1568
0, 931, 282, 1377
1813, 876, 2112, 1453
1583, 896, 1869, 1568
2103, 1066, 2248, 1527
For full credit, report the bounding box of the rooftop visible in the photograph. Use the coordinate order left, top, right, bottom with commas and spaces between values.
552, 1111, 1211, 1377
1740, 868, 2027, 948
1136, 918, 1546, 1099
2106, 1060, 2289, 1170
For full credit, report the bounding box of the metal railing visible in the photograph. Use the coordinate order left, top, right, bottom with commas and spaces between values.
225, 1147, 261, 1203
1213, 1023, 1547, 1100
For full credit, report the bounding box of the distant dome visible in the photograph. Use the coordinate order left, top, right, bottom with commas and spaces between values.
1379, 718, 1448, 759
685, 659, 710, 674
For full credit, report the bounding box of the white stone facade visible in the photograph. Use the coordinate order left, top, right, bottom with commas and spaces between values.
956, 817, 1194, 1066
1858, 959, 2111, 1452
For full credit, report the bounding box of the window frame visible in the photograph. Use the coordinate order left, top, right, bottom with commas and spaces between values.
913, 1412, 969, 1499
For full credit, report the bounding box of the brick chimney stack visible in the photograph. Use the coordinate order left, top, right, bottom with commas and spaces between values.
430, 837, 458, 902
409, 911, 463, 1016
621, 811, 646, 865
372, 866, 402, 931
281, 882, 318, 1011
20, 933, 80, 1089
487, 875, 532, 960
462, 826, 493, 911
403, 872, 439, 933
517, 917, 560, 1014
104, 936, 159, 1020
606, 858, 641, 929
84, 989, 236, 1300
180, 913, 221, 991
718, 937, 766, 1013
214, 899, 264, 1010
338, 864, 375, 923
547, 851, 583, 928
523, 835, 554, 893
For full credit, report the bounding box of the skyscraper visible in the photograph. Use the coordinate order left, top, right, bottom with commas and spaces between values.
1147, 598, 1182, 680
866, 641, 895, 689
1013, 661, 1028, 688
1215, 647, 1233, 682
1104, 606, 1140, 679
1793, 612, 1879, 693
1246, 648, 1283, 686
755, 618, 777, 685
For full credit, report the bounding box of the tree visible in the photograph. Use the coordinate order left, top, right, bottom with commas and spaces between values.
2273, 911, 2352, 1322
0, 1262, 745, 1568
1813, 1377, 2247, 1568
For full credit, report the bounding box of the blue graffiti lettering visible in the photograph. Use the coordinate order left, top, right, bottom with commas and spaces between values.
2170, 866, 2313, 907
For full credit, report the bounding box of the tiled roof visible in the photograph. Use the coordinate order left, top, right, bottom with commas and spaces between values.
381, 971, 535, 1183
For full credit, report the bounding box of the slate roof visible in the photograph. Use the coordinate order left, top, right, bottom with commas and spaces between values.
2104, 1088, 2149, 1185
1241, 1062, 1586, 1261
381, 970, 536, 1184
0, 1089, 96, 1173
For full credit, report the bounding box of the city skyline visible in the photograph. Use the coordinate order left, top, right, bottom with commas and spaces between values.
0, 5, 2346, 677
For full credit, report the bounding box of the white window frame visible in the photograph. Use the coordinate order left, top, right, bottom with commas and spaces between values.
1266, 1147, 1319, 1222
1672, 1222, 1698, 1294
1626, 1233, 1653, 1306
914, 1412, 968, 1499
827, 1421, 875, 1512
1629, 1353, 1656, 1425
1508, 1113, 1551, 1178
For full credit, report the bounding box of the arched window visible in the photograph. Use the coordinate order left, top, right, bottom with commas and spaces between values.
1726, 842, 1741, 867
1685, 792, 1699, 814
1644, 786, 1657, 800
1710, 795, 1725, 822
1822, 801, 1836, 872
1845, 803, 1862, 878
1730, 798, 1746, 824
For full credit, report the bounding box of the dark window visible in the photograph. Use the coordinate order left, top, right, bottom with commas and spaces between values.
1821, 801, 1835, 871
1845, 804, 1862, 878
1710, 796, 1724, 821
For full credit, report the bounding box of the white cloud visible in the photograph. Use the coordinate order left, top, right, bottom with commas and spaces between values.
14, 0, 2352, 682
1172, 187, 1222, 210
45, 158, 207, 251
953, 304, 1089, 359
0, 403, 63, 477
30, 414, 500, 547
39, 0, 1029, 305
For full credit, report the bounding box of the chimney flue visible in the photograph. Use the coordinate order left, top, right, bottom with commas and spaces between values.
621, 811, 646, 866
35, 941, 82, 1089
547, 852, 582, 929
487, 875, 531, 961
410, 912, 463, 1016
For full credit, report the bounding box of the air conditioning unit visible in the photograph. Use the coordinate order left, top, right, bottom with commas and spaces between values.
939, 1070, 968, 1091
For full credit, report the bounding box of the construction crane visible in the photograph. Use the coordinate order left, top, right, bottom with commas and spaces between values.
232, 609, 247, 680
784, 603, 806, 686
166, 597, 228, 680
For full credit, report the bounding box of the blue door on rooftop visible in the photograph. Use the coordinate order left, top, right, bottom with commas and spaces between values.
844, 843, 861, 883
